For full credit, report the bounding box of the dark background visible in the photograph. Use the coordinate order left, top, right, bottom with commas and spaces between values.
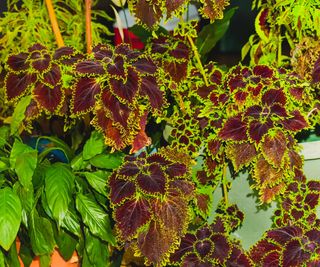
0, 0, 256, 66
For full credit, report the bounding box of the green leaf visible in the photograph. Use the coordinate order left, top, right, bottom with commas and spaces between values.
0, 160, 9, 172
83, 131, 105, 160
0, 126, 9, 149
71, 153, 88, 171
0, 187, 22, 251
13, 182, 34, 226
90, 152, 123, 169
10, 95, 32, 135
29, 211, 55, 256
83, 171, 111, 196
10, 139, 37, 189
84, 227, 109, 266
39, 254, 51, 267
45, 163, 75, 224
55, 229, 77, 261
196, 7, 238, 58
6, 243, 20, 267
61, 208, 81, 237
0, 250, 4, 267
76, 193, 115, 245
129, 24, 167, 44
19, 242, 33, 267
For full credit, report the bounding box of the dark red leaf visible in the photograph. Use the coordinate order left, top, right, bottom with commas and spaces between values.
166, 163, 187, 177
115, 198, 151, 238
5, 73, 36, 100
249, 120, 273, 143
32, 54, 51, 72
107, 55, 125, 77
170, 233, 196, 263
195, 194, 210, 215
219, 116, 247, 141
7, 53, 29, 71
53, 46, 75, 60
93, 44, 113, 61
165, 0, 185, 16
261, 130, 286, 167
267, 226, 302, 244
28, 43, 46, 52
33, 83, 63, 112
261, 251, 280, 267
170, 180, 194, 197
134, 0, 162, 28
76, 60, 105, 75
304, 193, 319, 209
228, 75, 246, 91
211, 217, 226, 233
262, 89, 286, 106
305, 229, 320, 243
227, 246, 252, 267
43, 63, 61, 86
253, 65, 273, 78
210, 234, 231, 264
181, 253, 210, 266
147, 154, 170, 165
195, 240, 213, 258
270, 104, 288, 117
72, 77, 100, 114
115, 44, 141, 59
119, 162, 140, 176
137, 163, 166, 194
283, 239, 310, 267
131, 112, 151, 153
132, 57, 157, 74
140, 76, 164, 110
312, 56, 320, 83
164, 61, 188, 83
109, 66, 139, 103
250, 239, 280, 262
290, 87, 304, 100
282, 111, 308, 131
307, 181, 320, 192
170, 42, 190, 59
235, 91, 248, 102
245, 105, 262, 118
109, 174, 136, 204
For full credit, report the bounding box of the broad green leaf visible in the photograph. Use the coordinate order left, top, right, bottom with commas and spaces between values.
55, 229, 78, 261
39, 254, 51, 267
10, 95, 32, 135
45, 163, 75, 223
83, 171, 111, 196
71, 153, 88, 171
83, 131, 105, 160
196, 7, 238, 58
0, 160, 9, 172
6, 243, 20, 267
84, 227, 109, 266
0, 187, 22, 251
10, 139, 37, 189
19, 242, 33, 267
29, 211, 55, 256
0, 126, 9, 148
90, 152, 124, 170
61, 208, 81, 237
76, 193, 115, 245
0, 250, 4, 267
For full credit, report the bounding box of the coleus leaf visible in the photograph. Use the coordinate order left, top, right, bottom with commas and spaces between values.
253, 65, 274, 78
219, 115, 247, 141
76, 60, 105, 75
211, 233, 232, 264
262, 89, 286, 106
261, 130, 287, 167
132, 57, 157, 74
226, 142, 257, 171
42, 63, 61, 86
170, 233, 197, 263
130, 112, 151, 153
282, 239, 310, 267
109, 174, 136, 204
5, 73, 36, 101
33, 83, 63, 113
248, 119, 273, 143
133, 0, 162, 28
72, 77, 100, 114
31, 53, 51, 72
281, 111, 308, 131
140, 76, 164, 111
7, 53, 29, 71
115, 198, 151, 239
201, 0, 230, 21
107, 55, 125, 77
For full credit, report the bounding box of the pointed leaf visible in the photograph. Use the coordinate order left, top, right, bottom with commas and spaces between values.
84, 171, 110, 196
137, 163, 166, 194
261, 130, 286, 167
219, 116, 247, 141
10, 95, 32, 135
109, 174, 136, 204
76, 193, 115, 244
76, 60, 105, 74
83, 131, 105, 160
0, 188, 22, 251
90, 152, 124, 169
5, 73, 36, 101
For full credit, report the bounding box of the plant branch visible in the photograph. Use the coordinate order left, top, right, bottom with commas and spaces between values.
222, 163, 229, 206
45, 0, 64, 47
85, 0, 93, 54
187, 35, 209, 87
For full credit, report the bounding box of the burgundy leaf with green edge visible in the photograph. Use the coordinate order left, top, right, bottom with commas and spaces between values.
219, 116, 247, 141
31, 54, 51, 72
253, 65, 273, 78
109, 66, 139, 103
211, 234, 231, 264
151, 36, 169, 54
164, 61, 188, 83
170, 180, 194, 197
146, 154, 170, 166
312, 56, 320, 83
228, 75, 246, 91
72, 77, 100, 114
261, 130, 286, 167
170, 233, 196, 263
5, 73, 36, 100
131, 112, 151, 154
103, 116, 126, 150
227, 246, 252, 267
262, 89, 286, 106
165, 0, 185, 15
283, 239, 310, 267
137, 164, 166, 194
132, 57, 157, 74
270, 104, 288, 117
226, 142, 257, 171
76, 60, 105, 74
235, 91, 248, 102
282, 111, 308, 131
93, 44, 113, 61
182, 253, 211, 266
114, 44, 141, 59
307, 181, 320, 191
101, 90, 130, 128
140, 76, 164, 110
53, 47, 75, 60
195, 240, 213, 258
134, 0, 162, 28
107, 55, 125, 77
33, 83, 63, 112
115, 198, 151, 238
250, 239, 280, 263
195, 193, 210, 215
304, 193, 319, 209
118, 162, 140, 177
248, 119, 273, 143
109, 174, 136, 204
28, 43, 46, 52
166, 163, 187, 177
245, 105, 262, 118
7, 52, 29, 71
261, 251, 280, 267
43, 63, 61, 86
137, 220, 175, 265
267, 226, 302, 244
170, 42, 190, 59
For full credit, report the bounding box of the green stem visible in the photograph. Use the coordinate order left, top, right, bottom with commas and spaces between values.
222, 163, 229, 206
187, 35, 209, 86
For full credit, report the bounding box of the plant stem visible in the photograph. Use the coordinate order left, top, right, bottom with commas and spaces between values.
186, 35, 209, 86
44, 0, 64, 47
85, 0, 92, 54
222, 163, 229, 206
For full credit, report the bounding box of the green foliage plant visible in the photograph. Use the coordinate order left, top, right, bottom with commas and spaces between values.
0, 0, 320, 266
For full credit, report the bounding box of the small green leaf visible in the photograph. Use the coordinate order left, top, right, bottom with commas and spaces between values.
90, 152, 123, 169
71, 153, 88, 171
45, 163, 75, 223
84, 227, 109, 266
0, 187, 22, 251
83, 171, 111, 196
39, 254, 51, 267
196, 7, 238, 58
0, 126, 9, 148
13, 182, 34, 226
10, 95, 32, 135
76, 193, 115, 245
29, 211, 55, 256
55, 229, 77, 261
83, 131, 105, 160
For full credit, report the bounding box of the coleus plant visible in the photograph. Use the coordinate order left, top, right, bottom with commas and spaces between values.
1, 0, 320, 266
